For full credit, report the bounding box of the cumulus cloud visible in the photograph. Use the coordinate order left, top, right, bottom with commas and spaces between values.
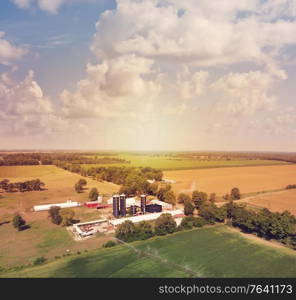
210, 70, 285, 115
60, 54, 162, 119
91, 0, 296, 68
12, 0, 32, 8
0, 71, 68, 135
0, 32, 26, 65
12, 0, 96, 14
6, 0, 296, 149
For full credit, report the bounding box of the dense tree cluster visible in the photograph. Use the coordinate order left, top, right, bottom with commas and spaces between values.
115, 214, 176, 242
115, 220, 154, 242
0, 152, 129, 166
0, 179, 45, 192
224, 202, 296, 244
198, 203, 227, 223
74, 179, 87, 193
156, 184, 176, 205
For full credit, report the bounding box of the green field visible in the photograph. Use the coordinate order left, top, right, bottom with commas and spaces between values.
2, 226, 296, 278
81, 154, 288, 171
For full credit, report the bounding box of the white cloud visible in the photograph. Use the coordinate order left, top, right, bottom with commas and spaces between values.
91, 0, 296, 68
11, 0, 96, 14
12, 0, 32, 8
60, 54, 162, 119
0, 70, 68, 135
0, 32, 26, 65
210, 70, 283, 115
176, 67, 208, 99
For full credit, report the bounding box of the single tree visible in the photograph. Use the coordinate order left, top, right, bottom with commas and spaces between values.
230, 187, 241, 200
184, 200, 195, 216
89, 187, 99, 201
154, 213, 177, 236
192, 191, 208, 208
177, 193, 191, 204
12, 213, 26, 231
163, 190, 176, 205
48, 206, 62, 225
60, 209, 75, 226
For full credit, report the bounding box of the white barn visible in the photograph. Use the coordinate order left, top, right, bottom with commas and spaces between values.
33, 200, 81, 212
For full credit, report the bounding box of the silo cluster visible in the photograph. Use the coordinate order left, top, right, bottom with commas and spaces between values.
112, 194, 148, 218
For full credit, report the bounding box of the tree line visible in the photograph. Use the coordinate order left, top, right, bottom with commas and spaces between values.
0, 153, 129, 166
0, 179, 45, 192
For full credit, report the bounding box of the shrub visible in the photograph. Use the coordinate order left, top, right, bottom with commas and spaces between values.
193, 217, 207, 228
231, 187, 241, 200
180, 216, 196, 230
103, 240, 117, 248
33, 256, 46, 266
286, 184, 296, 190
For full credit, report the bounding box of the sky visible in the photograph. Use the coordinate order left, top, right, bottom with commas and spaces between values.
0, 0, 296, 151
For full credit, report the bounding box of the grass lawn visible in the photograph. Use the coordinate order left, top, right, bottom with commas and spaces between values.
0, 165, 118, 268
2, 226, 296, 278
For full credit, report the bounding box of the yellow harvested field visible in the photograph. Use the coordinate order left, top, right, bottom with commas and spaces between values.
247, 189, 296, 215
0, 165, 119, 219
164, 165, 296, 196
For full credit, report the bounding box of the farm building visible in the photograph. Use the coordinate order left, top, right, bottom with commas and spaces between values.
150, 199, 173, 209
162, 178, 176, 184
107, 196, 140, 208
33, 200, 81, 212
73, 219, 108, 238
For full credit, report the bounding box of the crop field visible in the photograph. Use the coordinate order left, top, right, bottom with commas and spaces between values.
246, 189, 296, 215
164, 165, 296, 196
81, 154, 287, 171
2, 226, 296, 278
0, 165, 119, 215
0, 165, 119, 268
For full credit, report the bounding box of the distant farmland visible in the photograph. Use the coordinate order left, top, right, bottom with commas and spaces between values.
80, 154, 288, 171
3, 226, 296, 278
164, 164, 296, 196
246, 189, 296, 215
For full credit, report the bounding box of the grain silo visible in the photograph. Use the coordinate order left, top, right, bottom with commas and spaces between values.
140, 194, 146, 213
120, 194, 126, 216
112, 195, 120, 218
